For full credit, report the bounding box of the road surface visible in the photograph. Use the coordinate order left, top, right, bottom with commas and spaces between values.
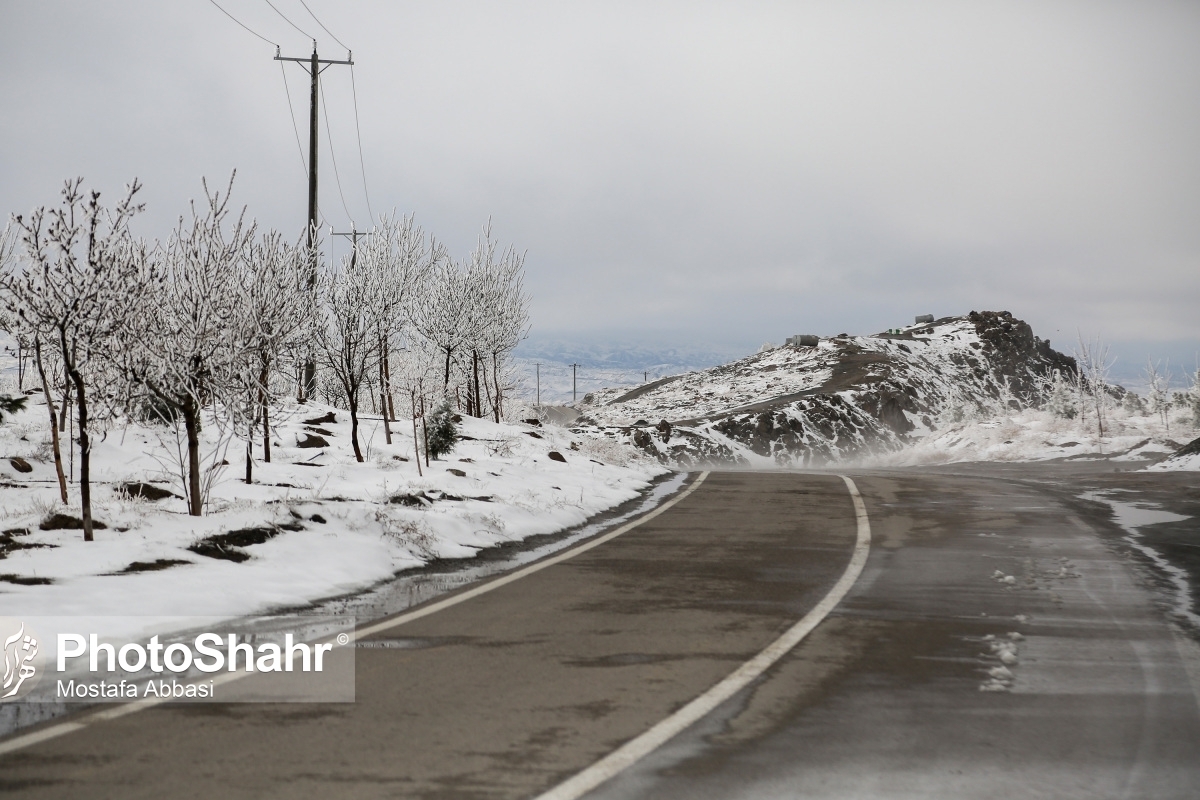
1, 466, 1198, 799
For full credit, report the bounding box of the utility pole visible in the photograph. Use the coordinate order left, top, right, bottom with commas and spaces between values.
535, 362, 541, 408
644, 370, 648, 383
570, 363, 581, 403
275, 42, 353, 400
332, 227, 367, 268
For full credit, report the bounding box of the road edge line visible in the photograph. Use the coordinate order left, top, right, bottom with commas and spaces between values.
0, 471, 711, 758
355, 470, 710, 639
532, 473, 872, 800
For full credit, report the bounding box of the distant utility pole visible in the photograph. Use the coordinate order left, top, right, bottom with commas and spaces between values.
535, 362, 541, 408
644, 370, 648, 383
570, 363, 581, 403
332, 227, 369, 268
275, 41, 353, 399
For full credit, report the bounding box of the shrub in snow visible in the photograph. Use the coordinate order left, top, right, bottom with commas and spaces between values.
1046, 370, 1077, 419
0, 394, 26, 422
425, 401, 458, 459
1187, 369, 1200, 427
1121, 390, 1144, 415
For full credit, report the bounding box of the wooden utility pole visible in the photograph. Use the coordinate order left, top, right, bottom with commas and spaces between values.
535, 362, 541, 407
570, 363, 581, 403
275, 42, 353, 399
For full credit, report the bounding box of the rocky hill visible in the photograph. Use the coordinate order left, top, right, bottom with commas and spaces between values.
571, 311, 1077, 467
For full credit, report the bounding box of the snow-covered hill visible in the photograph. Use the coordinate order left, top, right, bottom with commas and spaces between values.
570, 311, 1083, 466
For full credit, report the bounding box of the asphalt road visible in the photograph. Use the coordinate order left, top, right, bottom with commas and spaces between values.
2, 466, 1198, 799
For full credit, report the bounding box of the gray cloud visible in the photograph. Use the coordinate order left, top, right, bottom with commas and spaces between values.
2, 1, 1196, 366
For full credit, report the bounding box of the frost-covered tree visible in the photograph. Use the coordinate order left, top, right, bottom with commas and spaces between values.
2, 224, 69, 503
232, 229, 313, 483
1186, 366, 1200, 428
312, 250, 383, 462
411, 253, 469, 396
1046, 369, 1077, 419
1, 179, 150, 540
1075, 334, 1114, 440
467, 225, 530, 422
356, 214, 441, 444
121, 177, 252, 515
1143, 358, 1172, 431
1121, 388, 1144, 415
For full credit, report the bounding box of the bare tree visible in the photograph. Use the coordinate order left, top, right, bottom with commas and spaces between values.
232, 229, 312, 483
1075, 334, 1115, 441
357, 214, 440, 445
122, 177, 252, 515
2, 179, 149, 540
313, 251, 382, 462
1143, 357, 1172, 431
411, 254, 469, 397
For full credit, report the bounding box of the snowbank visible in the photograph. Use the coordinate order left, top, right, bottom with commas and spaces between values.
0, 398, 667, 624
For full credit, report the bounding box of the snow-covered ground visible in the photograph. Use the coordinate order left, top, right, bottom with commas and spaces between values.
860, 403, 1197, 468
0, 396, 666, 628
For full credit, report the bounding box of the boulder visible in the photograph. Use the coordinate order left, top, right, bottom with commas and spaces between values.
547, 451, 566, 462
297, 433, 329, 448
39, 513, 108, 531
120, 482, 180, 501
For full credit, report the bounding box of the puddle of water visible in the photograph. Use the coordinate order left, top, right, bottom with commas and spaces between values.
1083, 491, 1199, 630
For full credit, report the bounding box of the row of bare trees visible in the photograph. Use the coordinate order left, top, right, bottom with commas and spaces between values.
0, 177, 529, 538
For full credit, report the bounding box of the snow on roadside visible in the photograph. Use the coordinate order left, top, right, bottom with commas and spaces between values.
864, 404, 1196, 468
0, 397, 667, 630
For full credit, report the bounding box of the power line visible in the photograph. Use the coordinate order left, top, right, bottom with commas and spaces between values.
320, 73, 355, 227
349, 65, 375, 223
296, 0, 371, 222
280, 61, 330, 230
299, 0, 350, 51
279, 61, 309, 177
207, 0, 278, 47
262, 0, 315, 41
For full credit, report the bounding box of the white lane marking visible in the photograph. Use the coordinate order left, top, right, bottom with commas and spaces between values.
356, 470, 710, 639
533, 473, 873, 800
0, 472, 711, 757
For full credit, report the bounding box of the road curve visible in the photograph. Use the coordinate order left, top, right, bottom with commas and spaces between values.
0, 471, 863, 799
584, 469, 1200, 800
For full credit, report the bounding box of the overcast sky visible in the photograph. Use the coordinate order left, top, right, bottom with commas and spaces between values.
2, 1, 1197, 374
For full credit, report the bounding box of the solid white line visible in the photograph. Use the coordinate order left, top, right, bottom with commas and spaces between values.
532, 473, 872, 800
0, 472, 711, 757
355, 471, 710, 640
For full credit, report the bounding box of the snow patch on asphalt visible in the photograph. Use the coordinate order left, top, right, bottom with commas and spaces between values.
1084, 492, 1199, 630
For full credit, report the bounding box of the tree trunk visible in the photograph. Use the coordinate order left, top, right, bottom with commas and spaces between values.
383, 340, 396, 421
349, 392, 364, 462
472, 350, 483, 418
66, 364, 93, 542
59, 363, 70, 433
260, 370, 271, 464
183, 398, 203, 516
492, 352, 502, 423
379, 337, 392, 444
245, 395, 254, 484
443, 347, 453, 394
420, 391, 430, 468
410, 389, 423, 477
35, 339, 69, 504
